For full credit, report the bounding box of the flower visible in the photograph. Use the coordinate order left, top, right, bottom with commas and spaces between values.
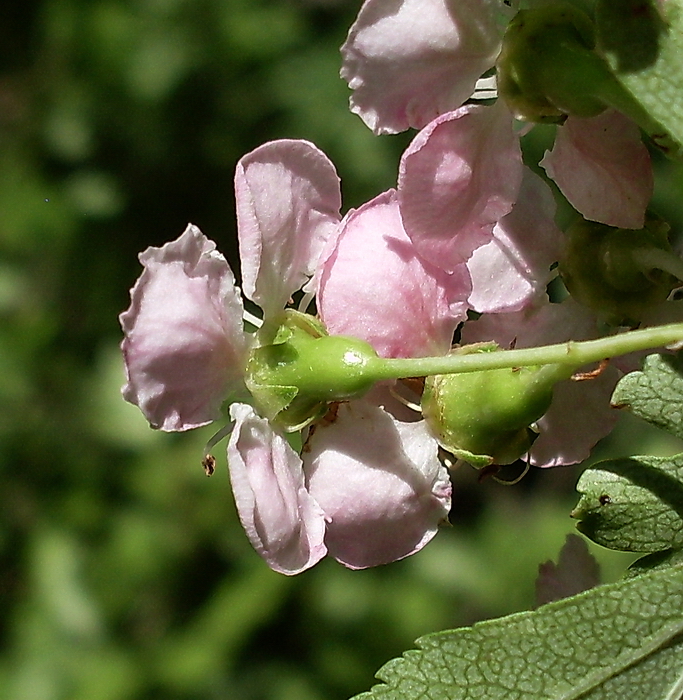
341, 0, 653, 228
121, 139, 454, 575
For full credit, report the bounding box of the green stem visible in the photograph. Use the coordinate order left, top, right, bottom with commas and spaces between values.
365, 323, 683, 382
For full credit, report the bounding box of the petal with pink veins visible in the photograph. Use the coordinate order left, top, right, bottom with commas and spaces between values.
540, 110, 653, 229
317, 189, 469, 358
120, 224, 248, 431
398, 103, 523, 272
305, 401, 451, 569
235, 140, 342, 320
341, 0, 503, 134
467, 168, 563, 313
228, 403, 328, 575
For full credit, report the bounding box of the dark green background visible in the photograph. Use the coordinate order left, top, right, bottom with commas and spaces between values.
1, 1, 681, 698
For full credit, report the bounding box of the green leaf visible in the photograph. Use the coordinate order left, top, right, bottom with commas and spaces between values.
611, 352, 683, 440
573, 454, 683, 552
596, 0, 683, 156
352, 563, 683, 700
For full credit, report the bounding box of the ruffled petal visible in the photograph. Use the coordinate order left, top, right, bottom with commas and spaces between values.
304, 402, 451, 569
398, 102, 523, 272
120, 224, 248, 431
540, 110, 653, 229
467, 168, 563, 313
341, 0, 503, 134
227, 403, 328, 575
317, 190, 469, 358
235, 140, 342, 320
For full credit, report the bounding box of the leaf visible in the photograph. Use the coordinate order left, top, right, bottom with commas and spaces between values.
611, 352, 683, 440
535, 534, 601, 607
596, 0, 683, 156
573, 454, 683, 552
352, 563, 683, 700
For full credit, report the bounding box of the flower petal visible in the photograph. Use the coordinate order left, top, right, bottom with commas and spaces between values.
540, 110, 653, 229
467, 168, 563, 313
120, 224, 248, 431
235, 140, 342, 320
398, 103, 523, 272
305, 402, 451, 569
227, 403, 327, 575
341, 0, 503, 134
317, 190, 469, 358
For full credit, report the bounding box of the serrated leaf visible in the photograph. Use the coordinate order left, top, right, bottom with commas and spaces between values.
573, 454, 683, 552
611, 352, 683, 440
627, 548, 683, 578
353, 563, 683, 700
596, 0, 683, 156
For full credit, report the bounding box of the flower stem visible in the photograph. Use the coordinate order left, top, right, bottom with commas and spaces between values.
366, 323, 683, 382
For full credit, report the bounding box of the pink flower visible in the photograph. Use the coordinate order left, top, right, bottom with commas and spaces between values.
121, 139, 453, 575
341, 0, 653, 228
540, 109, 653, 230
459, 299, 621, 468
120, 224, 249, 432
340, 0, 505, 135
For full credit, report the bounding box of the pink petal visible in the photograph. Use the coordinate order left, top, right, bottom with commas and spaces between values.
531, 368, 619, 467
398, 103, 523, 272
317, 190, 469, 358
235, 140, 342, 320
120, 224, 248, 431
467, 168, 563, 313
341, 0, 502, 134
540, 110, 653, 229
461, 299, 619, 467
304, 402, 451, 569
227, 403, 327, 575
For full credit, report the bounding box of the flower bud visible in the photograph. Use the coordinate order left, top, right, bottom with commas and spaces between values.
421, 351, 556, 468
560, 214, 678, 327
497, 3, 609, 123
246, 310, 379, 431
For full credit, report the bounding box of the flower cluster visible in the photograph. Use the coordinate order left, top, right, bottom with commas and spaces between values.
121, 0, 683, 574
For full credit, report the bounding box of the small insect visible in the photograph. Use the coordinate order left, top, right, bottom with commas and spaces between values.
202, 454, 216, 477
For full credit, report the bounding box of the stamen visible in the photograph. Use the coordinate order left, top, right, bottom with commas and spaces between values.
297, 291, 316, 314
243, 309, 263, 329
202, 455, 216, 476
472, 75, 498, 100
201, 421, 235, 474
388, 383, 422, 413
572, 358, 610, 381
492, 460, 531, 486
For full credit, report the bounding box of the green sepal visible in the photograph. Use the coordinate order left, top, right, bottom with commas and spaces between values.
421, 347, 556, 467
560, 215, 678, 327
246, 311, 379, 431
497, 3, 612, 122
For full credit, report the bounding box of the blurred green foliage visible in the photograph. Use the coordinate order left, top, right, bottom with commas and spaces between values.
1, 1, 682, 699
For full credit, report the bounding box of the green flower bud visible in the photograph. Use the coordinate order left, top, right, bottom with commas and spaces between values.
560, 214, 679, 327
497, 3, 610, 123
246, 310, 379, 431
421, 349, 556, 468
